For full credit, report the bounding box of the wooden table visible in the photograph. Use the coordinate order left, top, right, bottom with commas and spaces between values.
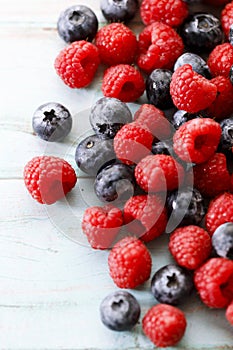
1, 1, 233, 348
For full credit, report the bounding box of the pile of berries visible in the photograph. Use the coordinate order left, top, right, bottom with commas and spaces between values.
23, 0, 233, 347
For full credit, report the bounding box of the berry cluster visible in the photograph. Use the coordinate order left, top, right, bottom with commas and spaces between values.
23, 0, 233, 348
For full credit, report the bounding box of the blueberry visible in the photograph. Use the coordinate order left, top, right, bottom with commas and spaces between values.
94, 163, 135, 202
75, 134, 115, 176
174, 52, 211, 79
229, 24, 233, 46
89, 97, 132, 139
100, 0, 138, 23
212, 223, 233, 259
152, 139, 173, 155
166, 187, 205, 228
219, 116, 233, 153
57, 5, 98, 43
171, 110, 203, 130
180, 13, 224, 52
100, 290, 140, 331
146, 69, 173, 109
32, 102, 72, 142
151, 264, 194, 305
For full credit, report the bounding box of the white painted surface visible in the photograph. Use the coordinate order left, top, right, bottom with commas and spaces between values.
1, 1, 233, 349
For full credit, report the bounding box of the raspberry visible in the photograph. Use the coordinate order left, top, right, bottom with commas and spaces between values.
133, 104, 171, 140
221, 1, 233, 37
169, 225, 212, 270
102, 64, 145, 102
95, 23, 137, 66
142, 304, 187, 347
170, 64, 217, 113
54, 40, 100, 88
135, 154, 185, 193
173, 118, 221, 164
23, 156, 77, 205
207, 43, 233, 78
113, 122, 153, 165
140, 0, 188, 28
82, 205, 123, 249
194, 257, 233, 308
123, 194, 167, 242
205, 76, 233, 120
108, 236, 152, 288
193, 153, 231, 198
137, 22, 184, 73
226, 300, 233, 325
205, 192, 233, 236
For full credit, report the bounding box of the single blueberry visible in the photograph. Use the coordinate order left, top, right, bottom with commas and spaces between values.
32, 102, 72, 142
146, 69, 173, 109
212, 223, 233, 259
171, 110, 203, 130
219, 116, 233, 153
174, 52, 211, 79
100, 290, 140, 331
100, 0, 138, 23
152, 139, 173, 155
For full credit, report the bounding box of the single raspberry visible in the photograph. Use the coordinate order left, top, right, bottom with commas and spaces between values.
169, 225, 212, 270
205, 192, 233, 236
205, 76, 233, 120
135, 154, 185, 193
173, 118, 221, 164
95, 22, 137, 66
194, 257, 233, 308
102, 64, 145, 102
170, 64, 217, 113
140, 0, 188, 28
226, 300, 233, 325
133, 104, 171, 140
137, 22, 184, 73
123, 194, 167, 242
108, 236, 152, 288
82, 205, 123, 249
221, 1, 233, 37
23, 156, 77, 204
193, 153, 231, 198
113, 122, 153, 165
207, 43, 233, 78
54, 40, 100, 88
142, 304, 187, 348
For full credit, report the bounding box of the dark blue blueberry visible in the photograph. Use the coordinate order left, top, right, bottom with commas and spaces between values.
174, 52, 211, 79
32, 102, 72, 142
229, 24, 233, 46
171, 110, 203, 130
100, 0, 138, 23
100, 290, 140, 331
180, 13, 224, 52
75, 134, 115, 176
57, 5, 98, 43
90, 97, 132, 139
166, 187, 205, 229
94, 163, 135, 202
212, 223, 233, 259
151, 264, 194, 305
219, 116, 233, 154
146, 69, 173, 109
152, 139, 173, 155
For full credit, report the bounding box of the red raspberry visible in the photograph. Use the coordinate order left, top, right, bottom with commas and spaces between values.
205, 76, 233, 120
23, 156, 77, 204
226, 300, 233, 325
82, 205, 123, 250
95, 23, 137, 66
221, 1, 233, 37
123, 194, 167, 242
54, 40, 100, 88
135, 154, 184, 193
133, 104, 171, 140
169, 225, 212, 270
102, 64, 145, 102
137, 22, 184, 73
194, 257, 233, 308
113, 122, 153, 165
205, 192, 233, 236
207, 43, 233, 78
170, 64, 217, 113
193, 153, 231, 198
108, 236, 152, 288
140, 0, 188, 27
142, 304, 187, 347
173, 118, 221, 164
